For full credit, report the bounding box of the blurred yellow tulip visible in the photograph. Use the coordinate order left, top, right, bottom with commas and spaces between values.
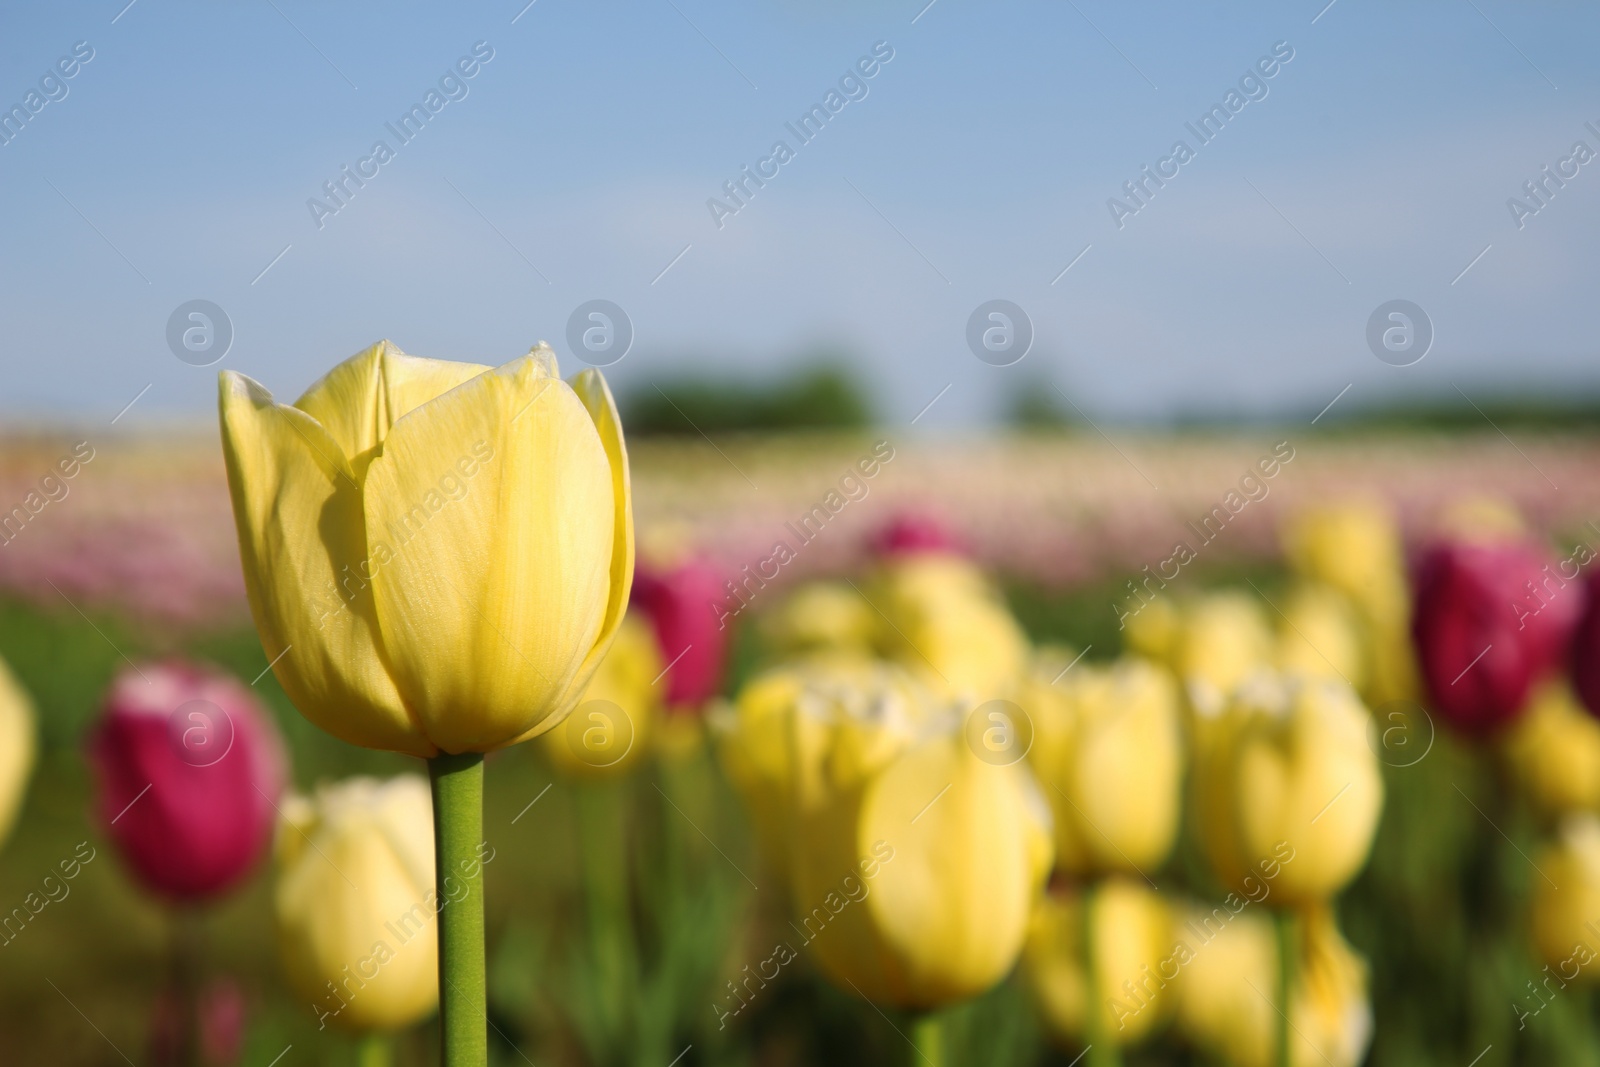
716, 654, 931, 879
0, 655, 35, 849
541, 613, 661, 778
1282, 501, 1409, 627
219, 340, 633, 757
1024, 878, 1174, 1047
794, 731, 1052, 1009
1506, 683, 1600, 818
1131, 592, 1275, 715
1530, 815, 1600, 982
869, 553, 1030, 701
1191, 674, 1383, 906
1174, 902, 1371, 1067
1281, 502, 1418, 706
1024, 654, 1183, 875
275, 775, 449, 1032
760, 581, 877, 655
721, 653, 1050, 1007
1274, 583, 1367, 690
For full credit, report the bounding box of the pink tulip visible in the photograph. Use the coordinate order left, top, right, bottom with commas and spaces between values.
87, 660, 285, 901
1570, 573, 1600, 719
1411, 538, 1578, 734
631, 559, 728, 709
872, 511, 966, 558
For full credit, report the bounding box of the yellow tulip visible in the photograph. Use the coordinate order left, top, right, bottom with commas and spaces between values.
760, 581, 877, 656
1281, 502, 1418, 706
275, 775, 446, 1032
794, 730, 1052, 1009
869, 554, 1030, 701
1274, 583, 1366, 690
1191, 674, 1383, 906
716, 654, 930, 877
1024, 878, 1174, 1047
219, 340, 632, 756
1174, 902, 1371, 1067
721, 654, 1050, 1007
1506, 683, 1600, 818
1130, 592, 1275, 716
0, 655, 34, 849
1282, 501, 1409, 627
1024, 654, 1183, 875
540, 613, 661, 778
1530, 815, 1600, 982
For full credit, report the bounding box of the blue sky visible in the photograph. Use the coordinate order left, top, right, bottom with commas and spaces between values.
1, 0, 1596, 427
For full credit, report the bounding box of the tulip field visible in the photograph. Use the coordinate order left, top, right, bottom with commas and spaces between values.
4, 419, 1600, 1067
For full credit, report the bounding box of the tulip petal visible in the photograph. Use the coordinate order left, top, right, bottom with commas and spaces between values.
848, 737, 1036, 1007
294, 340, 491, 468
508, 366, 635, 744
219, 372, 431, 756
362, 354, 616, 752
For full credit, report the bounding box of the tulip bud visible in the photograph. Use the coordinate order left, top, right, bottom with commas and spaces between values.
1191, 673, 1382, 906
1505, 682, 1600, 817
761, 581, 878, 656
1282, 501, 1410, 629
723, 656, 1050, 1007
0, 654, 36, 850
1569, 571, 1600, 721
632, 556, 727, 711
1530, 815, 1600, 985
869, 554, 1030, 702
218, 341, 633, 756
717, 654, 930, 877
1411, 536, 1577, 734
872, 511, 966, 558
1274, 582, 1367, 690
88, 660, 285, 901
1174, 902, 1372, 1067
1023, 879, 1174, 1047
1024, 655, 1183, 875
794, 731, 1051, 1009
540, 613, 661, 777
275, 775, 440, 1032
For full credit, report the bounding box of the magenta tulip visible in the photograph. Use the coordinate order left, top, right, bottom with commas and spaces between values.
631, 559, 728, 709
1570, 573, 1600, 719
88, 660, 286, 901
1412, 538, 1578, 734
872, 511, 965, 558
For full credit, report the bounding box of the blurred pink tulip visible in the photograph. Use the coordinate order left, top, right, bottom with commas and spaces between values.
88, 660, 286, 901
872, 511, 966, 558
1570, 573, 1600, 720
1412, 539, 1577, 734
632, 559, 728, 709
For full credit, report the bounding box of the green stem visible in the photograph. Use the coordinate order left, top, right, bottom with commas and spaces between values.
1275, 909, 1297, 1067
910, 1011, 945, 1067
169, 908, 204, 1067
356, 1031, 395, 1067
430, 752, 487, 1067
1082, 883, 1121, 1067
